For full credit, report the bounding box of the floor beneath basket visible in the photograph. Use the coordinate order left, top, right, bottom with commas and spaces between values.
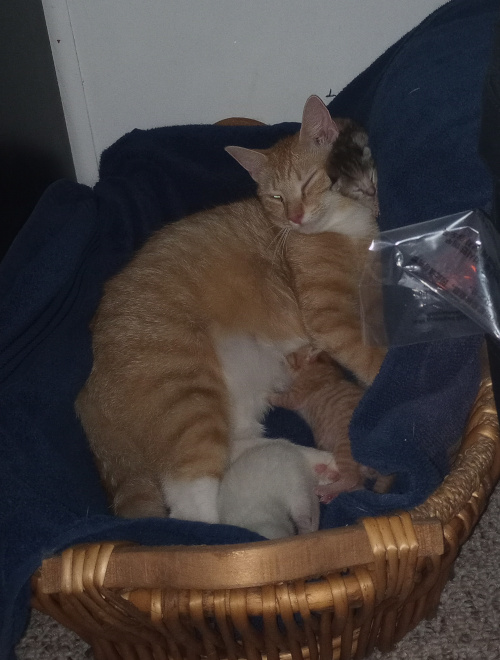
17, 483, 500, 660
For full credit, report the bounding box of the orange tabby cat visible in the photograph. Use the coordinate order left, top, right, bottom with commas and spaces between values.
75, 96, 385, 522
271, 347, 392, 501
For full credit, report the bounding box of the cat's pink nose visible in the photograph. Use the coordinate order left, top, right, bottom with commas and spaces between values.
289, 212, 304, 225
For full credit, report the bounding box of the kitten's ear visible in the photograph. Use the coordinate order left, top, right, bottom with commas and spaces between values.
299, 95, 339, 148
225, 145, 269, 183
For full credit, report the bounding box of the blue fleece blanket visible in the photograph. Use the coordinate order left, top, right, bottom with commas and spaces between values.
1, 0, 498, 657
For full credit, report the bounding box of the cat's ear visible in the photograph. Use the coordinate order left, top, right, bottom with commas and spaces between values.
299, 95, 339, 148
225, 146, 269, 183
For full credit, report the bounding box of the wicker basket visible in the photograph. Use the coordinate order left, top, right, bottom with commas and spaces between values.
31, 374, 500, 660
30, 114, 500, 659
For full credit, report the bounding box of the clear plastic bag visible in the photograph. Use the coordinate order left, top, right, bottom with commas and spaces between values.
360, 209, 500, 346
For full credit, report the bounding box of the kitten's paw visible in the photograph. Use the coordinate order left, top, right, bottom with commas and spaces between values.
314, 462, 341, 484
268, 390, 298, 409
315, 483, 340, 504
315, 475, 362, 503
286, 345, 321, 371
298, 447, 336, 477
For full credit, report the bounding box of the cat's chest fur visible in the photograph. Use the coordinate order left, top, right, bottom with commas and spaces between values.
196, 210, 308, 444
215, 333, 305, 446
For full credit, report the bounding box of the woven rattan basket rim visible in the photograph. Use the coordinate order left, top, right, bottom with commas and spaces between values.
38, 517, 443, 593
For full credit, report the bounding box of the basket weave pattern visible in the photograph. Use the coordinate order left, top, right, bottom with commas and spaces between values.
31, 376, 500, 660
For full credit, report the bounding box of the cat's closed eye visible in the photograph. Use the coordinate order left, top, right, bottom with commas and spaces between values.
271, 194, 284, 202
349, 185, 367, 197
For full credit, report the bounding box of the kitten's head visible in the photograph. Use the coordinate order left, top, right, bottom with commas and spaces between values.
327, 119, 378, 216
225, 96, 377, 238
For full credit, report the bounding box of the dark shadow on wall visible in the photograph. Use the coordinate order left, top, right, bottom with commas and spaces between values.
0, 0, 76, 261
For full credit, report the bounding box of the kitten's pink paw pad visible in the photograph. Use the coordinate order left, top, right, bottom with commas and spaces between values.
314, 463, 341, 483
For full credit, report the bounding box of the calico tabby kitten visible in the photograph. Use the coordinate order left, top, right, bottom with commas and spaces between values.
327, 117, 378, 217
75, 95, 385, 523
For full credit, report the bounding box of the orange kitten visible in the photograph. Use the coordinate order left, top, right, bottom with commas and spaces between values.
75, 96, 385, 522
271, 348, 392, 501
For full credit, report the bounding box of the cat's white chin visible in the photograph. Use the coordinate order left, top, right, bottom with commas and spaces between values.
295, 202, 376, 239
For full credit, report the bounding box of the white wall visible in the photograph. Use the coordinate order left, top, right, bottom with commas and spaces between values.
42, 0, 447, 187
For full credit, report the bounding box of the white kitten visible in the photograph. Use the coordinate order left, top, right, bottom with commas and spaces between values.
218, 438, 335, 539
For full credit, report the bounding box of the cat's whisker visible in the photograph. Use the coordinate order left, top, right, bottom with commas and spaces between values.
272, 230, 284, 265
268, 229, 285, 248
270, 228, 286, 263
280, 227, 291, 259
272, 227, 291, 265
